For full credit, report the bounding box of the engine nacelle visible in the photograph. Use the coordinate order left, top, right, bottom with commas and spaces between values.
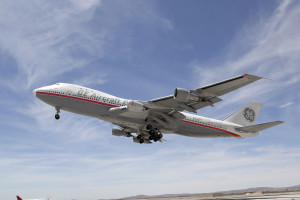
126, 100, 145, 112
112, 127, 131, 137
174, 88, 200, 102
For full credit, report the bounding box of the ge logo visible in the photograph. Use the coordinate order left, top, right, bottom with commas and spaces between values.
244, 108, 255, 122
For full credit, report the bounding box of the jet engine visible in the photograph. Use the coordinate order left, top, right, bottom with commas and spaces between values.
174, 88, 201, 102
112, 127, 131, 137
126, 100, 146, 112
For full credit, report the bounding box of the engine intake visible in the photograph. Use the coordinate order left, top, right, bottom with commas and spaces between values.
174, 88, 201, 102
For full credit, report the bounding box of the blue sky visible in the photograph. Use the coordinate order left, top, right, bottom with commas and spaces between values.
0, 0, 299, 199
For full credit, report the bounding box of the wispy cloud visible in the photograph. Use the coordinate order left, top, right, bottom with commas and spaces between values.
18, 99, 112, 143
279, 102, 294, 108
161, 18, 174, 31
0, 1, 105, 91
1, 141, 300, 199
1, 1, 300, 200
193, 0, 300, 106
72, 73, 107, 87
69, 0, 101, 11
0, 0, 176, 94
190, 0, 300, 124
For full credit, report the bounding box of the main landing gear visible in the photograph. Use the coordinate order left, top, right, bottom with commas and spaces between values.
55, 107, 60, 120
146, 124, 163, 142
137, 134, 145, 144
134, 124, 163, 144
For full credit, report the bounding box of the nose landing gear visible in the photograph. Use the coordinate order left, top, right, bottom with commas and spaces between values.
55, 107, 60, 120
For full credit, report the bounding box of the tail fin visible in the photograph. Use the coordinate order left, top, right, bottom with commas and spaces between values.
16, 196, 23, 200
224, 101, 263, 126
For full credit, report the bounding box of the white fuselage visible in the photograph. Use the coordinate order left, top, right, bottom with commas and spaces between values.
33, 83, 257, 139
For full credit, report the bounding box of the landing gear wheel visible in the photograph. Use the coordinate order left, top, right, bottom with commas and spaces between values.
126, 133, 132, 137
137, 135, 142, 139
146, 124, 152, 130
55, 106, 60, 120
149, 129, 155, 135
149, 136, 153, 140
158, 133, 163, 139
55, 114, 60, 120
139, 139, 144, 144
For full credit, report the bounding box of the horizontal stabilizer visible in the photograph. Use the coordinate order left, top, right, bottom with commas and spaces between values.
236, 121, 284, 133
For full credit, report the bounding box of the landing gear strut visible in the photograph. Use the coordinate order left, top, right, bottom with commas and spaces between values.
55, 107, 60, 120
146, 124, 152, 130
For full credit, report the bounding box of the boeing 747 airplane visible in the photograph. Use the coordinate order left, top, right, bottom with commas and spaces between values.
33, 74, 283, 144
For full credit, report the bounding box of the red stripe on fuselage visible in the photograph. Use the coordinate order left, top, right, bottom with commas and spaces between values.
36, 91, 119, 108
181, 120, 241, 138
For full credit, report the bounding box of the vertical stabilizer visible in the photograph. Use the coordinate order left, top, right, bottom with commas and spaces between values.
224, 101, 263, 126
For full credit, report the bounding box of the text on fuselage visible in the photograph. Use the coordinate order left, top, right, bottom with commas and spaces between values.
77, 89, 128, 106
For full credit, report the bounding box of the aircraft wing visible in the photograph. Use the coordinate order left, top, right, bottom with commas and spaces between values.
109, 74, 262, 142
148, 74, 262, 113
109, 74, 262, 134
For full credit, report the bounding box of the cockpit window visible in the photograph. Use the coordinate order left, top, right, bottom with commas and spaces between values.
56, 83, 60, 85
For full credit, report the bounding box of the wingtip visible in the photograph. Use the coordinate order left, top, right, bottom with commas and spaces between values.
243, 74, 263, 81
243, 73, 274, 80
271, 121, 285, 126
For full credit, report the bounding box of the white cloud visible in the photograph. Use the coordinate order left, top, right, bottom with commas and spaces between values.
21, 99, 112, 142
162, 18, 174, 31
2, 1, 300, 200
1, 141, 300, 199
190, 0, 300, 124
72, 73, 107, 87
193, 0, 300, 105
69, 0, 101, 11
279, 102, 294, 108
0, 0, 103, 91
0, 0, 175, 93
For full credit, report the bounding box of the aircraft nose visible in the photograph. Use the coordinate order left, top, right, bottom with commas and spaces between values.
33, 87, 45, 96
33, 88, 38, 96
33, 85, 56, 97
33, 89, 38, 96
